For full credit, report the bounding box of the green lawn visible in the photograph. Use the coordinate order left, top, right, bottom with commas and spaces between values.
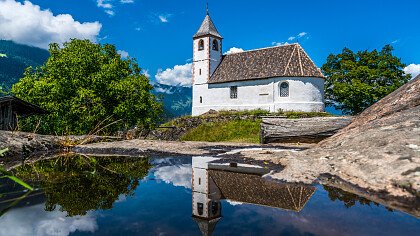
181, 119, 261, 143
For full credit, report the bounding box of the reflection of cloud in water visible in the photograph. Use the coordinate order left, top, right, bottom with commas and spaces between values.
0, 204, 97, 236
154, 164, 192, 189
226, 200, 243, 206
116, 194, 127, 203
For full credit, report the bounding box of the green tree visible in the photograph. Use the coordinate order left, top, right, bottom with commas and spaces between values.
14, 155, 151, 216
12, 39, 162, 135
322, 45, 410, 115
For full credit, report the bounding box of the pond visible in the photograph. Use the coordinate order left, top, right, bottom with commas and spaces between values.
0, 155, 419, 236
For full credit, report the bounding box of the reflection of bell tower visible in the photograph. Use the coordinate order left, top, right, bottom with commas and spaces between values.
192, 156, 222, 236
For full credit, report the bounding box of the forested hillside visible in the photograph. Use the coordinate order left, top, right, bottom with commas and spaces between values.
0, 40, 49, 89
154, 83, 192, 119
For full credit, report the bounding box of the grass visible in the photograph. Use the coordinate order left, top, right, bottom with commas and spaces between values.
203, 109, 335, 119
280, 111, 334, 119
216, 109, 271, 117
181, 119, 261, 143
0, 148, 33, 191
159, 109, 336, 143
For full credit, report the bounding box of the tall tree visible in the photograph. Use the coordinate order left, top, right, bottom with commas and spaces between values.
322, 45, 410, 115
12, 39, 162, 135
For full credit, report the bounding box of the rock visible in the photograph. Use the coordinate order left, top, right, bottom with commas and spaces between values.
256, 77, 420, 216
0, 131, 123, 166
260, 117, 352, 144
314, 75, 420, 194
0, 131, 61, 164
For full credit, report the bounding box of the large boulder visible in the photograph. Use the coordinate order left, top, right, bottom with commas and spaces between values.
0, 131, 61, 165
260, 76, 419, 216
314, 75, 420, 197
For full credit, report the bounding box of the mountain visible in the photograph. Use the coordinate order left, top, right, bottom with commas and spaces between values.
153, 83, 192, 119
0, 40, 49, 90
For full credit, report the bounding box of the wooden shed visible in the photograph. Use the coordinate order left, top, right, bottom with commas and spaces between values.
0, 96, 47, 131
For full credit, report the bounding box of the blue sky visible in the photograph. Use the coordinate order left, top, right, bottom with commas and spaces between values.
1, 0, 419, 85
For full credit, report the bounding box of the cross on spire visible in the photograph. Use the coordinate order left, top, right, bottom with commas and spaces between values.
206, 1, 209, 15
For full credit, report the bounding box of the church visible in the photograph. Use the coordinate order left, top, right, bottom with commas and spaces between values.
191, 12, 326, 116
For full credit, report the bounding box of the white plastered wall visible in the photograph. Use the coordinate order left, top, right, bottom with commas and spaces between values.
192, 77, 324, 116
193, 37, 210, 85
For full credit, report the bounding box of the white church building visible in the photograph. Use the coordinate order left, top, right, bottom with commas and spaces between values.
191, 12, 326, 116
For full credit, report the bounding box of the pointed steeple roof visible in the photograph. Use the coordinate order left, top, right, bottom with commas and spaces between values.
193, 216, 221, 236
193, 13, 222, 39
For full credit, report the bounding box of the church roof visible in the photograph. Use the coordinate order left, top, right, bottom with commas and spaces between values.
193, 217, 221, 236
193, 14, 222, 39
209, 43, 325, 84
209, 170, 316, 212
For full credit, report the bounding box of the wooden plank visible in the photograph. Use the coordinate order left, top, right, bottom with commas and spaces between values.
260, 117, 352, 144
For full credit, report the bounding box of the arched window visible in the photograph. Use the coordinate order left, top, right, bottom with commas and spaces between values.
200, 96, 203, 103
279, 82, 289, 97
198, 40, 204, 51
212, 39, 219, 51
197, 203, 204, 215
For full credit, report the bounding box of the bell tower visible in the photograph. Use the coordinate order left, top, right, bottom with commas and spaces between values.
192, 9, 223, 85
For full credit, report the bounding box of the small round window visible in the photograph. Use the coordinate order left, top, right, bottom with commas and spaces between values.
280, 82, 289, 97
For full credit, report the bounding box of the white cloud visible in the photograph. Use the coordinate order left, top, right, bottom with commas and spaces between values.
154, 86, 174, 94
117, 50, 129, 58
134, 27, 141, 31
155, 63, 192, 87
298, 32, 307, 38
224, 47, 244, 55
272, 42, 290, 46
97, 0, 114, 16
404, 64, 420, 78
158, 14, 171, 23
97, 0, 112, 9
273, 31, 308, 47
0, 0, 102, 49
104, 10, 115, 16
143, 69, 150, 78
0, 204, 98, 236
120, 0, 134, 3
153, 164, 192, 189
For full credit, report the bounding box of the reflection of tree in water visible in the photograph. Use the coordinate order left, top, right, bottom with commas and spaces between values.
14, 155, 151, 216
323, 185, 381, 208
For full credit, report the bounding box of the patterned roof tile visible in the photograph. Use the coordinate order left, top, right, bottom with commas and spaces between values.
193, 14, 222, 39
209, 44, 324, 84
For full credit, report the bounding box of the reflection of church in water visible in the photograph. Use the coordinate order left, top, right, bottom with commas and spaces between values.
191, 156, 316, 236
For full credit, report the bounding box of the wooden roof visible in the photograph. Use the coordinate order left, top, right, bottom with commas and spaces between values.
0, 96, 47, 117
193, 13, 222, 39
193, 217, 221, 236
209, 170, 315, 212
209, 44, 325, 84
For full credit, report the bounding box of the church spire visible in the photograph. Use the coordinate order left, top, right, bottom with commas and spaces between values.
193, 6, 222, 39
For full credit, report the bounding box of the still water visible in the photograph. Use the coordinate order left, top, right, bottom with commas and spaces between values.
0, 155, 419, 236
